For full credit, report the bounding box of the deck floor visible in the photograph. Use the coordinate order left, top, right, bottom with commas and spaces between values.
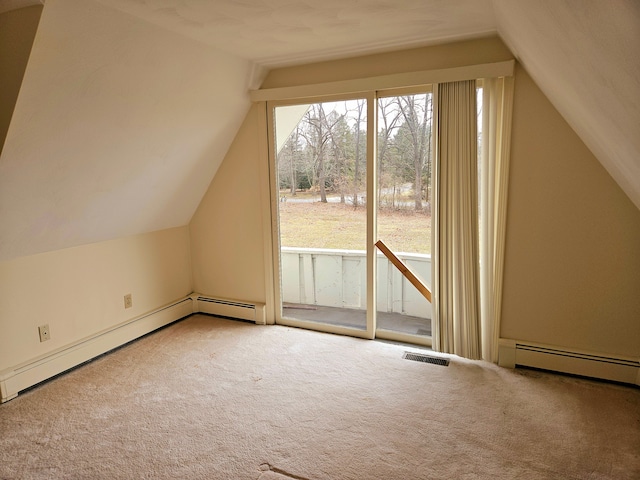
282, 304, 431, 337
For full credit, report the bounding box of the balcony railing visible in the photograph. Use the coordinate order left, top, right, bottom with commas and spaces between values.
281, 247, 432, 319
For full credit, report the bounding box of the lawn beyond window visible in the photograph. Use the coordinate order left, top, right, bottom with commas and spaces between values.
279, 200, 431, 254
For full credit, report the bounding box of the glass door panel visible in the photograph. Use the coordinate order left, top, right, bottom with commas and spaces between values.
274, 100, 368, 332
375, 93, 433, 339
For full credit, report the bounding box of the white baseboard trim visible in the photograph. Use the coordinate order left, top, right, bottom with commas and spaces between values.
0, 293, 269, 403
498, 338, 640, 386
0, 297, 194, 403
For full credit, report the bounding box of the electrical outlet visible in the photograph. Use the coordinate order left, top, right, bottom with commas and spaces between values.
124, 293, 133, 309
38, 324, 50, 342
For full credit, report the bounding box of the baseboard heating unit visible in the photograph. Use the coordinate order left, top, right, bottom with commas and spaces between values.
498, 338, 640, 386
193, 295, 266, 325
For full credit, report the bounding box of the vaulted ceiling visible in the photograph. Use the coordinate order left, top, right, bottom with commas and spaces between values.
92, 0, 498, 68
494, 0, 640, 215
1, 0, 638, 262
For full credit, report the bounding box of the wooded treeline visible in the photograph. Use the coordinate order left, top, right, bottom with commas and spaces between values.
277, 95, 433, 212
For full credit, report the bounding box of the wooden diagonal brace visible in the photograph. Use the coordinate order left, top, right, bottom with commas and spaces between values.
375, 240, 432, 303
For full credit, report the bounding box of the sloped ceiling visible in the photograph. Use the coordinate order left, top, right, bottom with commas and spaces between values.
493, 0, 640, 212
1, 0, 638, 262
0, 0, 257, 261
93, 0, 498, 68
0, 0, 39, 14
96, 0, 639, 210
0, 3, 41, 154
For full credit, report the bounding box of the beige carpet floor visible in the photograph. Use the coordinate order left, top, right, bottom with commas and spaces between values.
1, 314, 638, 479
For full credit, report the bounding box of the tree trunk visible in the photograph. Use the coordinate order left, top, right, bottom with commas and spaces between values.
289, 129, 297, 195
352, 100, 365, 207
289, 150, 296, 195
318, 143, 327, 203
414, 162, 423, 211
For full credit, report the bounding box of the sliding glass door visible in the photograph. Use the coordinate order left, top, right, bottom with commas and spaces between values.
375, 92, 433, 342
270, 90, 432, 345
273, 99, 369, 334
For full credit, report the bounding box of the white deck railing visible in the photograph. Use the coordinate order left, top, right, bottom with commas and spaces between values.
281, 247, 432, 319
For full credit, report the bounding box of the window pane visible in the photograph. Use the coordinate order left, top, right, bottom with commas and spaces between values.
276, 99, 368, 331
376, 93, 433, 337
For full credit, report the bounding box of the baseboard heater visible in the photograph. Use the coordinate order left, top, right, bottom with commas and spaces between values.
194, 295, 266, 325
499, 338, 640, 386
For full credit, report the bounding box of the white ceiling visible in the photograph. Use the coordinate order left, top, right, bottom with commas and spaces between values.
493, 0, 640, 212
1, 0, 638, 261
67, 0, 640, 214
92, 0, 640, 210
94, 0, 498, 68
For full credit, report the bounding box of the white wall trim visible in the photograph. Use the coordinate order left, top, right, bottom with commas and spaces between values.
250, 60, 514, 102
498, 338, 640, 386
5, 304, 634, 403
257, 102, 277, 326
0, 293, 269, 402
0, 297, 195, 403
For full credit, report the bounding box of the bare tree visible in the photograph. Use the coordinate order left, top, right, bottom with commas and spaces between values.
279, 126, 302, 195
394, 94, 432, 210
326, 110, 350, 203
348, 99, 366, 207
377, 97, 403, 208
279, 96, 432, 211
299, 104, 348, 203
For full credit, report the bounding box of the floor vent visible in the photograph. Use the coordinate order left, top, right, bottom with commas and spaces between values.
403, 352, 449, 366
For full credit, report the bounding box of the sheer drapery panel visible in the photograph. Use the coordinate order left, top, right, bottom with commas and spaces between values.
480, 77, 514, 362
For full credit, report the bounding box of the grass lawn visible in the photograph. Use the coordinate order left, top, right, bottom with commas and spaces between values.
279, 201, 431, 254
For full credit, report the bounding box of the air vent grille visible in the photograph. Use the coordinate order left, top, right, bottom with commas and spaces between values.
403, 352, 449, 366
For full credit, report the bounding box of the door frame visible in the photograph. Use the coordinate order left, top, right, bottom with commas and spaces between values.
265, 89, 433, 347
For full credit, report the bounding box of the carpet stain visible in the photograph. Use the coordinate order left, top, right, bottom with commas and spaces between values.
258, 463, 310, 480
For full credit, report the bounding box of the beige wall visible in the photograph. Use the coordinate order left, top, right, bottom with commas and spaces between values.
191, 36, 639, 359
0, 227, 192, 371
1, 32, 635, 378
502, 64, 640, 357
190, 37, 512, 307
0, 5, 42, 154
190, 104, 268, 304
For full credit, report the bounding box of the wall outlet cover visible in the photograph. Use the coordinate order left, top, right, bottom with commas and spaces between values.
38, 324, 50, 342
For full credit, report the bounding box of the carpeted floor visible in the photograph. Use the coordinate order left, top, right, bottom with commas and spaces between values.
1, 314, 638, 479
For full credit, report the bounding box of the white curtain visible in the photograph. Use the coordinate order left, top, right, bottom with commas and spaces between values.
432, 77, 514, 362
432, 80, 481, 359
479, 77, 514, 362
